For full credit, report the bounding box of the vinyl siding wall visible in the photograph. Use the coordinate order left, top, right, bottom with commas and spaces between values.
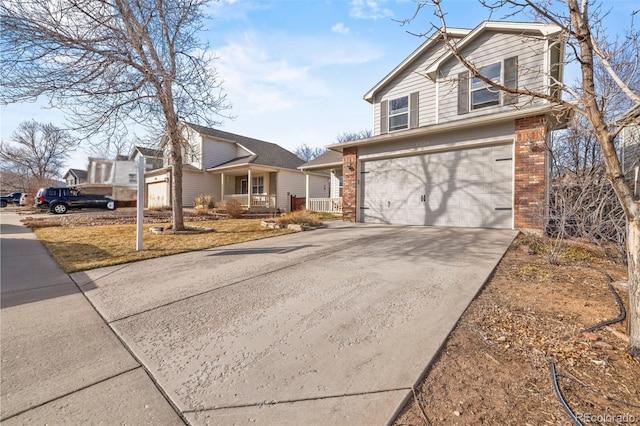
276, 170, 306, 212
202, 137, 237, 169
372, 31, 552, 134
373, 41, 448, 135
359, 121, 514, 159
438, 31, 548, 123
330, 172, 342, 199
181, 171, 217, 207
309, 174, 330, 198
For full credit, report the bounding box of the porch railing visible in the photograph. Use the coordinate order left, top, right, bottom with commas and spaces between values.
223, 194, 276, 208
308, 197, 342, 214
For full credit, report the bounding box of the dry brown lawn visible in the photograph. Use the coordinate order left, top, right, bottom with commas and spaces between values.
34, 219, 294, 273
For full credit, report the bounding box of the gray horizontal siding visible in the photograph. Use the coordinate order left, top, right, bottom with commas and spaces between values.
359, 120, 514, 159
438, 31, 548, 123
182, 171, 217, 207
202, 137, 237, 169
373, 41, 448, 135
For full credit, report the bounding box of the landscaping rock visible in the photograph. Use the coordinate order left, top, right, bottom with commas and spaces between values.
287, 224, 310, 231
593, 341, 613, 350
149, 226, 164, 235
582, 331, 600, 341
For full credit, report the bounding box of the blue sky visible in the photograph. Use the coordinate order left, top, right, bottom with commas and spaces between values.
0, 0, 637, 174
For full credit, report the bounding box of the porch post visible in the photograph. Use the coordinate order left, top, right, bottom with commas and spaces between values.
305, 173, 310, 210
220, 172, 225, 204
247, 168, 252, 210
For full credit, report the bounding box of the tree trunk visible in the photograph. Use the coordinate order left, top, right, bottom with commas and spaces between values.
167, 122, 185, 231
628, 218, 640, 358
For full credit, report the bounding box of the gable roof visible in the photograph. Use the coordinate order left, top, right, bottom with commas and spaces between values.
184, 123, 305, 170
363, 27, 471, 103
365, 21, 563, 102
299, 150, 343, 170
64, 168, 87, 179
131, 146, 163, 159
424, 21, 562, 80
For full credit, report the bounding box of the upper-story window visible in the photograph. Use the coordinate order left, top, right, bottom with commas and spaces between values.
458, 56, 518, 115
471, 62, 501, 110
380, 92, 419, 134
388, 96, 409, 131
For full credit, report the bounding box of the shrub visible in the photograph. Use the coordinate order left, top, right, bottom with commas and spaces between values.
275, 209, 323, 227
223, 198, 245, 219
194, 194, 215, 216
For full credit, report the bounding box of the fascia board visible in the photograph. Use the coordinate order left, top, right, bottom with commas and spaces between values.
425, 21, 563, 80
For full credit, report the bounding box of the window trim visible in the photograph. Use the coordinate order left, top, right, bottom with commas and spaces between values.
252, 176, 264, 194
470, 61, 502, 111
388, 95, 409, 132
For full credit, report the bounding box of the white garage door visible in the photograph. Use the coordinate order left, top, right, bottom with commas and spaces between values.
361, 144, 513, 228
147, 181, 168, 208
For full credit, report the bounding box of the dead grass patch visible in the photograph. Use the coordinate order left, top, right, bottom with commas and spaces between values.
34, 219, 295, 273
275, 209, 324, 227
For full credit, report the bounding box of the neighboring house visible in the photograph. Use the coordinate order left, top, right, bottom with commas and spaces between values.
63, 168, 88, 187
145, 123, 329, 210
298, 150, 343, 213
301, 21, 571, 230
65, 157, 138, 200
129, 146, 164, 171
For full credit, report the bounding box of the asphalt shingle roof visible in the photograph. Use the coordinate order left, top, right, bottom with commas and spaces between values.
66, 168, 88, 179
132, 146, 163, 158
300, 150, 343, 169
185, 123, 305, 170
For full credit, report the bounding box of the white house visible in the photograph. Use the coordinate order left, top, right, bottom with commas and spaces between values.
145, 123, 329, 211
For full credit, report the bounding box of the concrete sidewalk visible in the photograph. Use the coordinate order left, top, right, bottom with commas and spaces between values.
0, 210, 183, 424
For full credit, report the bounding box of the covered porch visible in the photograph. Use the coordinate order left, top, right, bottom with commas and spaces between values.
208, 163, 280, 211
299, 150, 344, 215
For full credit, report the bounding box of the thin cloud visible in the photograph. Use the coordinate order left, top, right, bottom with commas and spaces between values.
349, 0, 393, 20
331, 22, 350, 35
215, 31, 382, 113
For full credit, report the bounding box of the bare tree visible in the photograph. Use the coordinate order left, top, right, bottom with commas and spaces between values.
408, 0, 640, 356
548, 115, 627, 261
0, 0, 229, 230
294, 144, 327, 162
0, 120, 77, 192
89, 134, 137, 161
336, 129, 373, 143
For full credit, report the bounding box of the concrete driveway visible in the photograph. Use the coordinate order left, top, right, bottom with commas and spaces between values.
70, 221, 516, 425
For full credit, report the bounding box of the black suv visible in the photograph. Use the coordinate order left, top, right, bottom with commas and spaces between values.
35, 187, 116, 214
0, 192, 26, 208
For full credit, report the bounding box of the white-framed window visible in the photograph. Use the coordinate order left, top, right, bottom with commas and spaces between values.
252, 176, 264, 194
459, 56, 517, 114
338, 177, 343, 198
128, 173, 136, 184
240, 179, 248, 194
471, 62, 501, 110
388, 96, 409, 131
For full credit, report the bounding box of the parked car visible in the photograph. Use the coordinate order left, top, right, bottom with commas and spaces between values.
0, 192, 26, 208
34, 187, 116, 214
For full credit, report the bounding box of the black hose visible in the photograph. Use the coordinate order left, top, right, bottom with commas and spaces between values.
550, 360, 584, 425
584, 272, 626, 333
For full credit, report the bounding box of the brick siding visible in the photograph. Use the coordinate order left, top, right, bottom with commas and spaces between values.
342, 147, 357, 222
514, 115, 548, 230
